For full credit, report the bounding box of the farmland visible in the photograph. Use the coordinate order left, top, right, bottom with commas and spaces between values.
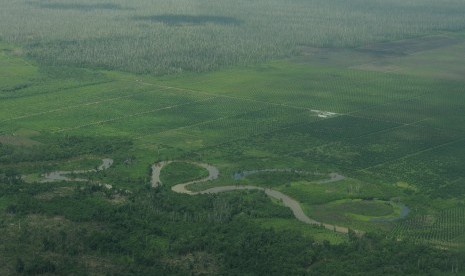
1, 0, 465, 274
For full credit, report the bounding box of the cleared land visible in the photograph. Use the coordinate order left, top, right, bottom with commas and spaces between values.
1, 31, 465, 242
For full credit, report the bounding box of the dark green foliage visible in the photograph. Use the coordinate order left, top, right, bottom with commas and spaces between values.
0, 83, 32, 93
240, 171, 324, 187
0, 135, 132, 164
309, 233, 463, 275
24, 258, 56, 275
15, 257, 24, 273
0, 167, 22, 186
1, 182, 463, 275
39, 66, 108, 82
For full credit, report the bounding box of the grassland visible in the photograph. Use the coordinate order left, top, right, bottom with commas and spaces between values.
160, 162, 209, 187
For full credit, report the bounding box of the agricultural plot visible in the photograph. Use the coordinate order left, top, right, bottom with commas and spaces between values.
391, 206, 465, 249
158, 61, 438, 114
1, 26, 465, 256
296, 125, 460, 171
368, 139, 465, 198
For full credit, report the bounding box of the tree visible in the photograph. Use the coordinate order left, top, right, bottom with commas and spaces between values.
15, 257, 24, 273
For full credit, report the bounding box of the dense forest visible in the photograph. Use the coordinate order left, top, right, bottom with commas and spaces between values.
1, 137, 464, 274
1, 174, 463, 275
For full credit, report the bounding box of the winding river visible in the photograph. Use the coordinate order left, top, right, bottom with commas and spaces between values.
152, 161, 358, 234
40, 159, 375, 235
40, 158, 114, 189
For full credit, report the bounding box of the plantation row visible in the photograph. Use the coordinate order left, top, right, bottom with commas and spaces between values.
2, 0, 465, 73
2, 43, 465, 202
1, 37, 465, 241
391, 207, 465, 248
368, 139, 465, 198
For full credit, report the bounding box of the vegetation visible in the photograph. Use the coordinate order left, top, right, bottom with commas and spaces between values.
392, 206, 465, 249
1, 179, 464, 275
160, 162, 209, 187
1, 0, 465, 74
1, 0, 465, 274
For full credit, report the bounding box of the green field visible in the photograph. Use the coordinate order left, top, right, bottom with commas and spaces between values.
2, 33, 465, 234
1, 0, 465, 274
160, 162, 209, 187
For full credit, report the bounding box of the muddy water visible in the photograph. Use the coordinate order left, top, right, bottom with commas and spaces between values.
151, 161, 172, 188
40, 159, 361, 234
40, 158, 114, 189
154, 161, 356, 234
